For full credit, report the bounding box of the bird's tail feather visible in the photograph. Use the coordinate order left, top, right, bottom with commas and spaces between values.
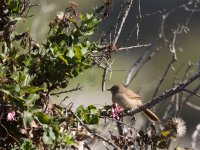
143, 109, 160, 122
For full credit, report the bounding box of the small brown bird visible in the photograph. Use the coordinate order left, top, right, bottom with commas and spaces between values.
107, 84, 159, 122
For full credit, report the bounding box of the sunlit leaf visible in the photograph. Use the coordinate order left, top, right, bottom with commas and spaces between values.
58, 55, 68, 64
35, 112, 51, 125
65, 135, 72, 145
161, 130, 170, 137
67, 48, 75, 58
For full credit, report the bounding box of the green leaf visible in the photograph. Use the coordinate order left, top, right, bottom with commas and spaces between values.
58, 55, 68, 64
7, 0, 20, 14
67, 48, 74, 58
86, 13, 93, 19
65, 134, 72, 145
43, 129, 54, 145
2, 42, 8, 53
20, 140, 35, 150
49, 127, 56, 141
0, 88, 11, 95
53, 125, 60, 137
158, 141, 167, 149
35, 112, 51, 125
25, 93, 40, 107
23, 111, 33, 127
11, 70, 33, 87
81, 47, 88, 55
161, 130, 170, 137
74, 46, 82, 59
22, 86, 44, 94
76, 105, 99, 124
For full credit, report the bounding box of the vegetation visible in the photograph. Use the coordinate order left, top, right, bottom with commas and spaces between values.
0, 0, 200, 150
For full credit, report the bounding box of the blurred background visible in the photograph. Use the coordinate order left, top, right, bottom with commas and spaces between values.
17, 0, 200, 149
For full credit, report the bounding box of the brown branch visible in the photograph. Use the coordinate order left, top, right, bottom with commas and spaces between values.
152, 59, 176, 98
122, 71, 200, 117
183, 89, 200, 98
183, 84, 200, 104
51, 84, 82, 96
163, 84, 200, 118
102, 68, 108, 91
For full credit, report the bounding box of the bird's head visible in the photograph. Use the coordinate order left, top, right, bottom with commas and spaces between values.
107, 84, 125, 94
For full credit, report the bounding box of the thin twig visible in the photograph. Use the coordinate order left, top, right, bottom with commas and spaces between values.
152, 59, 176, 98
70, 111, 120, 150
118, 43, 151, 51
191, 124, 200, 150
152, 24, 183, 98
124, 46, 151, 86
102, 68, 108, 91
162, 94, 176, 120
183, 89, 200, 98
51, 84, 82, 96
128, 50, 156, 85
165, 84, 200, 117
186, 101, 200, 111
136, 0, 142, 40
0, 123, 20, 146
183, 84, 200, 104
113, 0, 133, 45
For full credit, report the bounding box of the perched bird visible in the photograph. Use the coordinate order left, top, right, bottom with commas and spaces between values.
107, 84, 159, 122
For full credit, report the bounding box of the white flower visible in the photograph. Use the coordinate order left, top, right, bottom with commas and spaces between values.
56, 11, 64, 20
172, 117, 186, 137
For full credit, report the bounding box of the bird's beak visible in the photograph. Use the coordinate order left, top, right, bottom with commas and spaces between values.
107, 88, 111, 91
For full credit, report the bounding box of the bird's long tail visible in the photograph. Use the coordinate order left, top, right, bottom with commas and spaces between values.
143, 109, 160, 122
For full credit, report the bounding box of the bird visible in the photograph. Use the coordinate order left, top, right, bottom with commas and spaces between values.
107, 84, 159, 122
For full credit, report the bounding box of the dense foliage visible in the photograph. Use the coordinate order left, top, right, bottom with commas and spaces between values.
0, 1, 100, 149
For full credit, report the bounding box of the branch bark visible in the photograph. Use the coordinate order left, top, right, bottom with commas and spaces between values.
123, 71, 200, 116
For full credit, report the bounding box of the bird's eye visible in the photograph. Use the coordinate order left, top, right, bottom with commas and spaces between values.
112, 86, 118, 91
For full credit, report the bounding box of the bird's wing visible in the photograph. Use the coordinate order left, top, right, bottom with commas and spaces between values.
125, 88, 142, 100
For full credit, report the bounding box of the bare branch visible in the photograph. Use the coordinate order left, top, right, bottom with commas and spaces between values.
183, 89, 200, 98
101, 71, 200, 118
124, 47, 150, 86
183, 84, 200, 104
152, 59, 176, 98
129, 50, 156, 83
118, 43, 151, 51
186, 101, 200, 111
51, 84, 82, 96
113, 0, 133, 45
102, 68, 108, 91
123, 71, 200, 117
191, 124, 200, 150
162, 94, 176, 120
